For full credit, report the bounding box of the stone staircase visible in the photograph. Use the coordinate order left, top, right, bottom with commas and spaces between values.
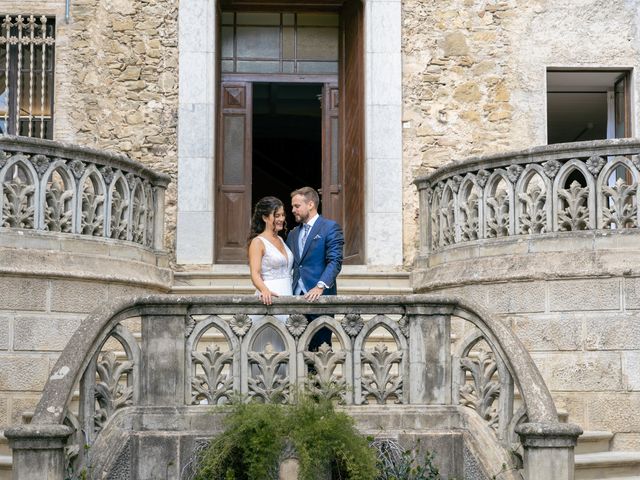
575, 431, 640, 479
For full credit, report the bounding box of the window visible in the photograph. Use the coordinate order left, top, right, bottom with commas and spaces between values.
0, 14, 55, 139
547, 70, 631, 144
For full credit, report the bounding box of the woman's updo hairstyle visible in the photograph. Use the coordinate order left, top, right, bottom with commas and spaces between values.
248, 196, 285, 246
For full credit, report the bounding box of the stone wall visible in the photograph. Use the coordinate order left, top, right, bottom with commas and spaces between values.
402, 0, 640, 265
0, 230, 171, 430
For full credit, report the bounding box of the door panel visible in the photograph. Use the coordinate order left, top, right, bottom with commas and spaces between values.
216, 82, 252, 263
340, 0, 365, 264
321, 84, 341, 223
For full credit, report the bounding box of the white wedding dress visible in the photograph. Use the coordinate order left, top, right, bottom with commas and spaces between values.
252, 236, 293, 354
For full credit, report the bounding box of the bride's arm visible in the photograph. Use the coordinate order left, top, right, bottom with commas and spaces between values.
248, 238, 278, 305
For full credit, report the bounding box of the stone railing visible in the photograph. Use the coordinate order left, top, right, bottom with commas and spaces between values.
6, 295, 581, 480
414, 139, 640, 254
0, 135, 170, 249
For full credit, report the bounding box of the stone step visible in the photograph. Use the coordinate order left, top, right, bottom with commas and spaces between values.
575, 452, 640, 479
172, 266, 412, 296
0, 454, 11, 480
576, 431, 614, 455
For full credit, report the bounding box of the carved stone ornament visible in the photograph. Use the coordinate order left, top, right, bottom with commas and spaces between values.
476, 169, 490, 188
125, 172, 136, 186
303, 343, 346, 402
229, 313, 252, 337
450, 175, 463, 193
94, 351, 134, 433
506, 165, 524, 183
286, 314, 308, 338
341, 313, 364, 337
30, 154, 50, 177
586, 155, 605, 176
631, 155, 640, 171
0, 150, 8, 169
191, 345, 234, 405
602, 178, 638, 229
398, 316, 409, 337
68, 159, 86, 179
185, 315, 197, 337
100, 166, 115, 184
459, 349, 500, 431
542, 160, 561, 179
557, 181, 589, 231
361, 344, 403, 404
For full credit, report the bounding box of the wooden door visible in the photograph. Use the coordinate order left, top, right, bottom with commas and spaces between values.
340, 0, 365, 264
321, 84, 341, 223
215, 82, 252, 263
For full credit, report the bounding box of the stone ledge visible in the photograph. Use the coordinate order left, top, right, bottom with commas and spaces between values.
0, 230, 172, 291
413, 230, 640, 291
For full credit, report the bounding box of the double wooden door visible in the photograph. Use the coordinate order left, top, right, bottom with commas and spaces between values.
215, 0, 364, 265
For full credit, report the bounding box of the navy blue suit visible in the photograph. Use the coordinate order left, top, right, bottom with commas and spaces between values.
287, 215, 344, 350
287, 215, 344, 295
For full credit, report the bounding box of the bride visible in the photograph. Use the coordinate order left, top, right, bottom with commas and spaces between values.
247, 196, 293, 352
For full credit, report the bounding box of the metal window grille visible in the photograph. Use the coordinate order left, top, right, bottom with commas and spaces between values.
0, 15, 55, 139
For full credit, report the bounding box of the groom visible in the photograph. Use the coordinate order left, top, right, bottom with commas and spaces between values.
287, 187, 344, 350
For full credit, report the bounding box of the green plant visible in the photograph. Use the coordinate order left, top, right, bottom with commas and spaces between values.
372, 438, 441, 480
193, 396, 378, 480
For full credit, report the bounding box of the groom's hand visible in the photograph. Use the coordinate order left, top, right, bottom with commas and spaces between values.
304, 286, 324, 302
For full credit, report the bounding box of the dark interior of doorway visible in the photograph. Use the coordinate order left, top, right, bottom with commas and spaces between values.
252, 82, 322, 231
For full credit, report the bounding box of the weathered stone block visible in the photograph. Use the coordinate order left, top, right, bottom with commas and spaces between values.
623, 277, 640, 310
622, 352, 640, 391
0, 315, 11, 350
0, 277, 48, 311
133, 434, 180, 480
611, 433, 640, 451
532, 352, 623, 392
584, 314, 640, 350
442, 31, 469, 56
551, 392, 586, 426
0, 396, 8, 428
10, 396, 40, 425
13, 315, 83, 351
586, 394, 640, 432
548, 278, 620, 312
0, 356, 49, 391
50, 279, 108, 313
511, 314, 581, 351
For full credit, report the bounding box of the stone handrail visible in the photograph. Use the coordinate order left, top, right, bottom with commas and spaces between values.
0, 135, 170, 249
7, 295, 581, 480
414, 138, 640, 253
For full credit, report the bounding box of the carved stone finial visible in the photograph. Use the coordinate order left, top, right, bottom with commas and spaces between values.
450, 175, 463, 193
68, 159, 86, 179
398, 316, 410, 337
100, 166, 115, 184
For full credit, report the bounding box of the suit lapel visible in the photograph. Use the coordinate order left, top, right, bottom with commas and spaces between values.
300, 216, 323, 261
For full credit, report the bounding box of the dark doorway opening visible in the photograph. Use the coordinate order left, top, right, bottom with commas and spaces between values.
252, 82, 322, 229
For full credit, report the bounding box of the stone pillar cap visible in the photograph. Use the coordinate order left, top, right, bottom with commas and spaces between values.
5, 424, 72, 449
515, 422, 583, 448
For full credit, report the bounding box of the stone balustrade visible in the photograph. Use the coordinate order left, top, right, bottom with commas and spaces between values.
6, 295, 581, 480
414, 139, 640, 254
0, 135, 170, 249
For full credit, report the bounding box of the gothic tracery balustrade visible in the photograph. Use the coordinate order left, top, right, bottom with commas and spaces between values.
0, 135, 169, 249
24, 295, 564, 478
415, 139, 640, 253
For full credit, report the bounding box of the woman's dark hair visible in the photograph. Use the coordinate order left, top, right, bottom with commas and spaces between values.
247, 196, 285, 246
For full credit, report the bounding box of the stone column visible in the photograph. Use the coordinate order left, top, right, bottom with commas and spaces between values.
516, 422, 583, 480
407, 305, 452, 404
5, 424, 72, 480
153, 186, 166, 250
141, 313, 186, 405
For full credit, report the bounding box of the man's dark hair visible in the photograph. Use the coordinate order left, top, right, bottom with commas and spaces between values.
291, 186, 320, 207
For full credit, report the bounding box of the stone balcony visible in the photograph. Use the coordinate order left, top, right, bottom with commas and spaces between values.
0, 135, 172, 290
413, 139, 640, 290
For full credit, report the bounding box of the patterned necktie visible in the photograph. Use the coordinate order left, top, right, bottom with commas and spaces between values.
300, 224, 311, 252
